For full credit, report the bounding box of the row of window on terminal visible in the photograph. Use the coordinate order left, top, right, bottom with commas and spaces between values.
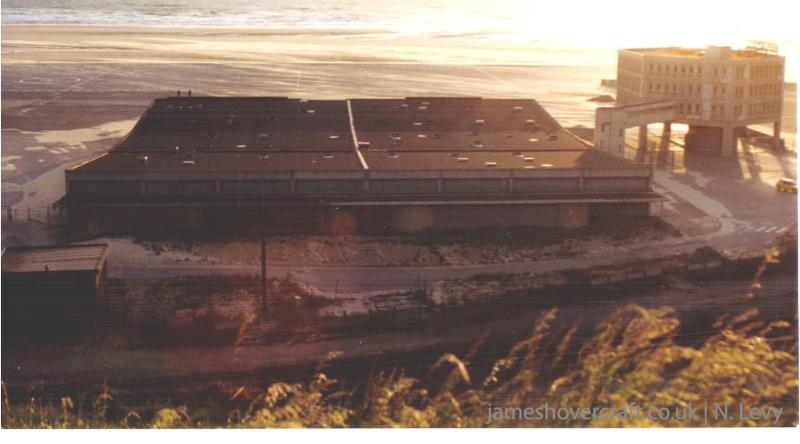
647, 82, 782, 98
675, 101, 781, 118
648, 63, 782, 79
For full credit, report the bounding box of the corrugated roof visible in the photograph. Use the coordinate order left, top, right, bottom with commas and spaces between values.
2, 244, 108, 274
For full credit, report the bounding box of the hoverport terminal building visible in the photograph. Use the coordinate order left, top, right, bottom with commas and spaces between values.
61, 95, 661, 235
615, 44, 785, 156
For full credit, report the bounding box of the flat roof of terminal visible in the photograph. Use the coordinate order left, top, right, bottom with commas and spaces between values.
2, 244, 108, 274
624, 46, 782, 59
70, 96, 645, 174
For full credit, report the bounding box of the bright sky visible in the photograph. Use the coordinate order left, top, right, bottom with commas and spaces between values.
501, 0, 797, 49
469, 0, 797, 79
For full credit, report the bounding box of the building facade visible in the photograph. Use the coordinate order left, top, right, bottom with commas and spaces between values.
1, 244, 108, 336
616, 44, 785, 156
60, 96, 661, 236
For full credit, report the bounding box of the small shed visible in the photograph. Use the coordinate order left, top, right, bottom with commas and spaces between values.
2, 244, 109, 334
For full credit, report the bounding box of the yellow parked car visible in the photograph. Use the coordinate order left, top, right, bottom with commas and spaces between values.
776, 178, 797, 193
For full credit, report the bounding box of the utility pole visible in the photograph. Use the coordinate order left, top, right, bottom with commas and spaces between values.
260, 182, 268, 314
261, 233, 267, 312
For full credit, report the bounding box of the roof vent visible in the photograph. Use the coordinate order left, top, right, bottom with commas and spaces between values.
412, 121, 423, 126
472, 141, 484, 148
417, 134, 427, 138
512, 152, 523, 157
258, 154, 270, 160
358, 141, 371, 149
138, 155, 149, 165
258, 133, 270, 140
322, 153, 334, 159
237, 144, 247, 149
541, 163, 553, 168
387, 151, 399, 159
525, 119, 537, 125
182, 160, 196, 166
523, 156, 535, 162
306, 109, 316, 114
524, 165, 535, 169
328, 134, 340, 140
484, 161, 497, 167
418, 105, 428, 110
457, 157, 469, 162
474, 119, 485, 125
390, 133, 402, 140
529, 138, 539, 143
513, 106, 524, 112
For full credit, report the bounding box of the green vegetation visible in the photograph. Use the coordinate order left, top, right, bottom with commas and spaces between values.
3, 302, 796, 428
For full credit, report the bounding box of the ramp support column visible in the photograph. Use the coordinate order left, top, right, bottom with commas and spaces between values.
638, 124, 648, 150
721, 126, 736, 157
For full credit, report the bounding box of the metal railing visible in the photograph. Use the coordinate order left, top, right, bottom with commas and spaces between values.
1, 204, 65, 226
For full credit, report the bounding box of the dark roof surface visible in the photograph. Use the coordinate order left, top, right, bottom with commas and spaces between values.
74, 151, 364, 173
2, 244, 108, 274
70, 96, 646, 175
116, 97, 355, 153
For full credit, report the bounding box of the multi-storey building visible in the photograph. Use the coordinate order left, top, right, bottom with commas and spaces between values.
616, 44, 784, 156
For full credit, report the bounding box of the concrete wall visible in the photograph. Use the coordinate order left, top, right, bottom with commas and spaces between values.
65, 199, 658, 236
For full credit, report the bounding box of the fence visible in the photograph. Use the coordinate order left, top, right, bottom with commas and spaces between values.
1, 204, 65, 227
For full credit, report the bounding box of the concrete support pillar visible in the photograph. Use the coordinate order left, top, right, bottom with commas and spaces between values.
557, 203, 589, 229
638, 124, 648, 150
663, 121, 672, 135
774, 120, 783, 149
721, 126, 736, 157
